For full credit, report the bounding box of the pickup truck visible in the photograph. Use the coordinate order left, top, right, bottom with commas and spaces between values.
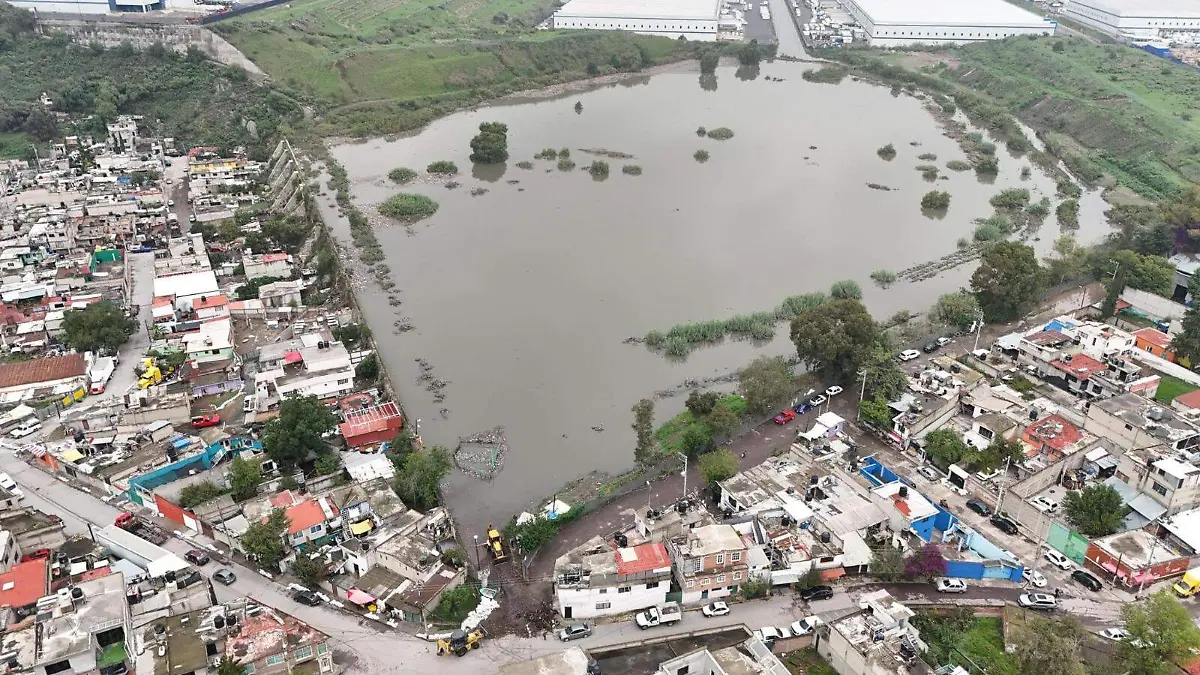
635, 603, 682, 629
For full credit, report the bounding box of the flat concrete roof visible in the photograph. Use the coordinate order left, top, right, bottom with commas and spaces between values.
555, 0, 722, 21
853, 0, 1050, 26
1068, 0, 1200, 18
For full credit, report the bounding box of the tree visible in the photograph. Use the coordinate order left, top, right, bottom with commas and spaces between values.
707, 403, 741, 439
1063, 483, 1130, 537
228, 456, 261, 502
830, 279, 862, 300
971, 241, 1044, 322
904, 544, 947, 580
859, 344, 908, 401
680, 423, 714, 457
469, 121, 508, 164
1162, 185, 1200, 250
738, 39, 762, 66
314, 451, 342, 476
921, 190, 951, 210
930, 292, 981, 329
795, 566, 824, 590
178, 480, 226, 508
241, 508, 289, 570
1011, 615, 1086, 675
1044, 235, 1089, 284
1116, 591, 1200, 675
235, 276, 282, 300
61, 300, 136, 353
685, 390, 720, 416
924, 428, 971, 470
290, 554, 327, 588
859, 396, 893, 429
1173, 273, 1200, 365
870, 544, 905, 581
1101, 268, 1128, 317
699, 50, 719, 74
790, 298, 882, 383
738, 355, 794, 416
393, 446, 452, 511
632, 399, 655, 465
509, 515, 559, 553
23, 107, 58, 141
699, 448, 739, 487
262, 396, 338, 471
215, 656, 247, 675
1096, 250, 1176, 296
355, 354, 379, 382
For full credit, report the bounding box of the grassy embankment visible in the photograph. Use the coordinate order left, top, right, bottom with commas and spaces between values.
1156, 375, 1199, 405
213, 0, 690, 137
823, 37, 1200, 201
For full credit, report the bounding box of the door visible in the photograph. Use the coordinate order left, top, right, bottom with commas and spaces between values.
701, 590, 709, 600
564, 606, 572, 619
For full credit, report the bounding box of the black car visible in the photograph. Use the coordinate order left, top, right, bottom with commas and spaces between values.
966, 499, 992, 517
990, 516, 1019, 535
185, 550, 210, 566
293, 590, 321, 606
800, 585, 834, 602
1072, 570, 1103, 592
923, 343, 939, 353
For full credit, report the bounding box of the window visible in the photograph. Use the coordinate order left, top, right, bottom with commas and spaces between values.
716, 574, 726, 583
295, 646, 313, 660
599, 588, 608, 594
701, 577, 711, 586
692, 558, 702, 573
645, 582, 658, 589
618, 586, 631, 593
1125, 423, 1134, 431
1153, 482, 1168, 496
266, 654, 286, 666
686, 580, 695, 588
243, 666, 256, 675
716, 554, 725, 565
309, 525, 323, 534
596, 601, 611, 610
317, 643, 328, 655
677, 666, 691, 675
731, 552, 741, 562
733, 571, 742, 580
293, 532, 305, 541
44, 662, 72, 675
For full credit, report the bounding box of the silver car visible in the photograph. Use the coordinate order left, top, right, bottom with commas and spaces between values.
559, 623, 592, 642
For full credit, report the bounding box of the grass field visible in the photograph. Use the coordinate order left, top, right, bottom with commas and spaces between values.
1156, 375, 1199, 404
0, 132, 32, 160
213, 0, 690, 136
826, 37, 1200, 201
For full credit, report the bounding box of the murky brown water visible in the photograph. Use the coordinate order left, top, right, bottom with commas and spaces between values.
327, 61, 1108, 535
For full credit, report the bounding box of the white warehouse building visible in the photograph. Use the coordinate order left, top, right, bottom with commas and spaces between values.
842, 0, 1057, 47
551, 0, 724, 41
1063, 0, 1200, 38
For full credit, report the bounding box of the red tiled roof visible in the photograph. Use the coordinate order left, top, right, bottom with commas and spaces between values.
261, 253, 288, 263
152, 296, 174, 308
339, 402, 403, 444
0, 560, 48, 609
282, 499, 337, 535
1025, 330, 1070, 346
269, 490, 300, 508
0, 353, 86, 389
192, 295, 228, 310
1050, 353, 1106, 380
1133, 327, 1172, 349
615, 542, 671, 575
1025, 414, 1083, 451
1174, 389, 1200, 411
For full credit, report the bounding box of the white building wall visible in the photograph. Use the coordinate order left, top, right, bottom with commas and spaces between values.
680, 584, 733, 605
556, 579, 669, 619
1064, 0, 1200, 38
550, 15, 719, 40
244, 259, 292, 280
864, 21, 1054, 46
275, 367, 355, 400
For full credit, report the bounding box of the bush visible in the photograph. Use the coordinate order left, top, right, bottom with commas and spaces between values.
918, 153, 937, 161
974, 156, 999, 174
974, 222, 1004, 241
921, 190, 951, 210
871, 269, 898, 287
557, 158, 576, 171
387, 167, 417, 184
1057, 199, 1080, 228
535, 148, 558, 160
587, 160, 610, 177
694, 149, 710, 163
378, 193, 439, 221
946, 160, 971, 171
830, 279, 862, 300
877, 143, 897, 160
426, 160, 458, 175
1057, 179, 1082, 198
989, 188, 1031, 211
696, 126, 707, 137
801, 65, 848, 83
515, 160, 534, 169
622, 164, 643, 175
706, 127, 734, 140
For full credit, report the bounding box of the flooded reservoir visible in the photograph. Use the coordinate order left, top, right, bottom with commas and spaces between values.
327, 60, 1108, 534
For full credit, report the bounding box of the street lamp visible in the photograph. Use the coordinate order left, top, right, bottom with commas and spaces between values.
855, 369, 868, 421
646, 480, 653, 513
472, 534, 480, 569
676, 452, 688, 499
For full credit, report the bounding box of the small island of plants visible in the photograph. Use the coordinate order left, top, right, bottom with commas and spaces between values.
877, 144, 897, 160
706, 127, 735, 140
387, 167, 417, 184
378, 193, 439, 222
921, 190, 951, 211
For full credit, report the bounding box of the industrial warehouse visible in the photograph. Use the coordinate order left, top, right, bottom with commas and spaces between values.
550, 0, 727, 41
837, 0, 1056, 46
1063, 0, 1200, 39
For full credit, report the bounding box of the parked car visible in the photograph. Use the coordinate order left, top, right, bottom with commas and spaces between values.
559, 623, 592, 642
793, 402, 811, 415
752, 626, 791, 644
789, 616, 824, 636
1099, 628, 1130, 641
701, 601, 730, 617
936, 337, 952, 347
898, 349, 921, 361
965, 499, 992, 517
773, 409, 796, 425
1072, 570, 1103, 592
990, 516, 1019, 535
190, 414, 221, 429
808, 394, 827, 407
0, 473, 22, 498
975, 468, 1001, 483
935, 578, 968, 593
918, 466, 944, 482
1023, 568, 1047, 588
293, 590, 321, 606
185, 549, 210, 566
1017, 593, 1058, 610
1031, 495, 1059, 513
213, 569, 237, 585
9, 420, 41, 439
1044, 550, 1074, 571
799, 585, 833, 602
825, 385, 844, 397
923, 343, 939, 353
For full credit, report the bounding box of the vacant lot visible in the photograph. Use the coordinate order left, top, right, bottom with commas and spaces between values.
214, 0, 688, 136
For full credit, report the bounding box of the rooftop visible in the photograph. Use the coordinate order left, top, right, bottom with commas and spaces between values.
0, 559, 47, 609
1134, 327, 1172, 349
1050, 353, 1108, 380
1070, 0, 1200, 18
872, 482, 939, 522
339, 401, 403, 443
1024, 414, 1084, 452
1174, 389, 1200, 411
1024, 330, 1072, 346
1093, 393, 1199, 442
226, 609, 328, 664
1162, 507, 1200, 553
616, 542, 671, 576
555, 0, 723, 21
1094, 530, 1184, 569
39, 571, 128, 664
676, 524, 745, 558
500, 646, 595, 675
283, 497, 338, 535
0, 353, 86, 389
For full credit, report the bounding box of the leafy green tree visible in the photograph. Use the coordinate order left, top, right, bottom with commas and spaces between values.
680, 423, 714, 457
870, 544, 905, 581
1173, 274, 1200, 365
738, 355, 794, 416
290, 554, 327, 588
830, 279, 862, 300
1162, 186, 1200, 251
393, 446, 452, 511
215, 656, 247, 675
62, 300, 136, 353
262, 396, 338, 471
1064, 484, 1130, 537
355, 354, 379, 382
242, 508, 289, 569
685, 390, 720, 416
1011, 615, 1086, 675
921, 190, 951, 210
632, 398, 655, 465
707, 403, 741, 439
924, 428, 971, 470
860, 344, 909, 401
790, 298, 882, 383
314, 451, 342, 476
971, 242, 1044, 322
698, 448, 738, 487
178, 480, 226, 508
859, 396, 893, 429
508, 516, 559, 553
738, 39, 762, 65
469, 121, 509, 164
930, 292, 981, 329
699, 50, 719, 74
1096, 250, 1176, 296
1116, 591, 1200, 675
23, 107, 58, 141
1044, 235, 1089, 284
228, 456, 261, 502
976, 436, 1023, 472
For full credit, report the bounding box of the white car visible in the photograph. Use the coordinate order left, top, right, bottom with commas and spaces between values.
808, 394, 827, 407
825, 385, 844, 397
1017, 593, 1057, 610
1031, 496, 1059, 513
918, 466, 944, 482
1023, 568, 1047, 588
701, 601, 730, 617
935, 578, 968, 593
1043, 550, 1073, 571
936, 337, 952, 347
1099, 628, 1130, 641
789, 616, 824, 636
9, 420, 40, 439
753, 626, 791, 643
898, 349, 921, 362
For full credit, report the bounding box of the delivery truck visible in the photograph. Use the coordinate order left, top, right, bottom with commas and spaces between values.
1174, 567, 1200, 597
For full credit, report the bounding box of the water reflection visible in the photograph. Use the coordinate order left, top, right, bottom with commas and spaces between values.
471, 162, 507, 182
699, 73, 718, 92
735, 64, 760, 81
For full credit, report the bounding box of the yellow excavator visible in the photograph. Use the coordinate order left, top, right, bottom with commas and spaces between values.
436, 628, 485, 656
487, 524, 507, 563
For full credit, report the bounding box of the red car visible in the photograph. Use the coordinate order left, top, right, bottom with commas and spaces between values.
190, 414, 221, 429
773, 409, 796, 425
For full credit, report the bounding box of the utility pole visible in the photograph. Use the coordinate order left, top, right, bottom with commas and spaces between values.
645, 480, 652, 513
676, 452, 688, 500
855, 369, 868, 421
972, 309, 985, 353
994, 454, 1013, 512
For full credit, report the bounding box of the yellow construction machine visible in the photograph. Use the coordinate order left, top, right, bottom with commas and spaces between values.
436, 628, 485, 656
487, 524, 507, 563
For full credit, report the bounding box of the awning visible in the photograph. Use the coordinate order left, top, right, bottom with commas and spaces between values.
349, 520, 374, 536
62, 448, 85, 463
346, 589, 376, 605
284, 351, 303, 364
